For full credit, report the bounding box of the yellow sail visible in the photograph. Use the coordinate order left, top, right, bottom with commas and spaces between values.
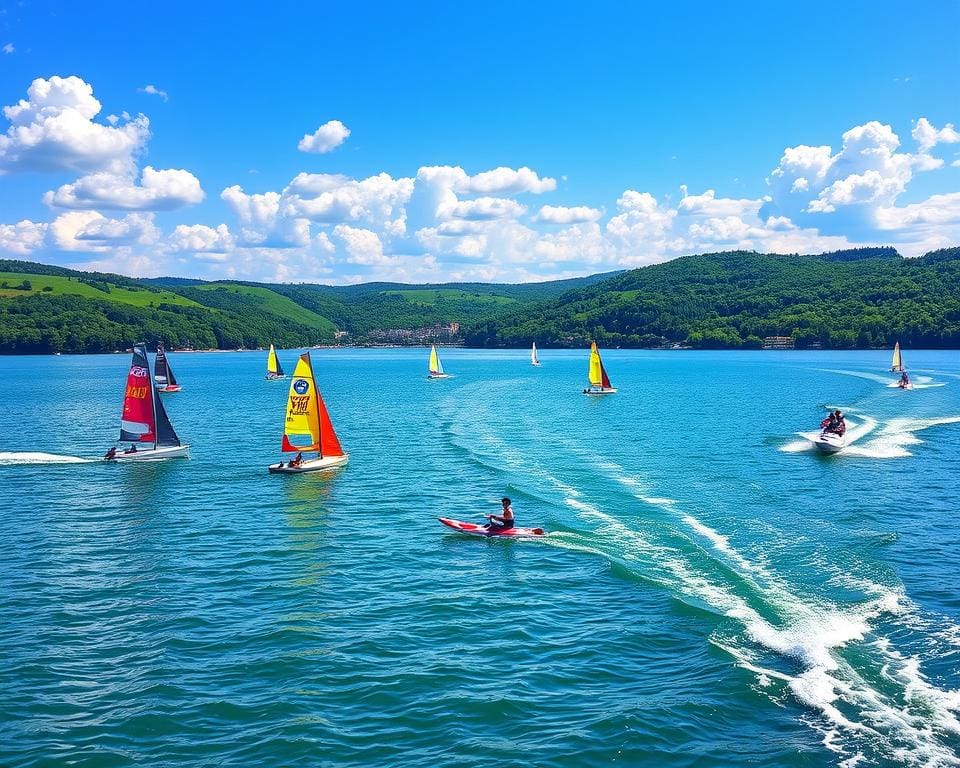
588, 342, 603, 387
282, 354, 320, 452
891, 342, 903, 372
266, 344, 285, 377
429, 344, 444, 375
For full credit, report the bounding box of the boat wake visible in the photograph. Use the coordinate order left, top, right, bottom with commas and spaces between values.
885, 375, 946, 390
438, 387, 960, 767
0, 451, 95, 465
780, 414, 960, 459
820, 368, 946, 390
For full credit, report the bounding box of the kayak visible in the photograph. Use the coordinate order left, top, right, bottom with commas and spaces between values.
438, 517, 545, 537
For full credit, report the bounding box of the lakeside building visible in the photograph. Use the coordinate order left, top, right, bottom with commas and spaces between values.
368, 322, 461, 344
762, 336, 795, 350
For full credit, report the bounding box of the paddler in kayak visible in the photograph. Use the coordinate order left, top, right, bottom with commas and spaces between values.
485, 497, 515, 530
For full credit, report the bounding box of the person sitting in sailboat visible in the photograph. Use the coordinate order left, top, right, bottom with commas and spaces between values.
103, 446, 117, 460
125, 444, 138, 454
899, 371, 910, 388
485, 497, 515, 530
289, 452, 303, 468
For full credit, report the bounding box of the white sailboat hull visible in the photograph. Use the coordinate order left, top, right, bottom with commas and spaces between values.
427, 373, 450, 379
812, 432, 844, 454
268, 454, 349, 474
265, 373, 287, 380
584, 387, 617, 395
110, 444, 190, 461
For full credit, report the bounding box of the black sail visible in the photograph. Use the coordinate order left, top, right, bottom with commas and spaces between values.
155, 343, 170, 384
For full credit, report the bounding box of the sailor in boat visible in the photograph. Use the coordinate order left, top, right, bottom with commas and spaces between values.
485, 497, 515, 530
124, 445, 138, 454
899, 371, 910, 389
819, 411, 846, 437
288, 452, 304, 468
103, 446, 117, 460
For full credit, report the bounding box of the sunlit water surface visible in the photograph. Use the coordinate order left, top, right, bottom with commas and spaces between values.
1, 349, 959, 767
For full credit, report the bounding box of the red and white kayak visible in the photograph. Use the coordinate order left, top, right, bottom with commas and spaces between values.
437, 517, 545, 537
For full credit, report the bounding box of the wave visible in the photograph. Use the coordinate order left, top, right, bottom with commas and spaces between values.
780, 414, 960, 459
0, 451, 95, 465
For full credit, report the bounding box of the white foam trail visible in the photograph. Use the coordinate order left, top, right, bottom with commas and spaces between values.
849, 415, 960, 459
0, 451, 94, 465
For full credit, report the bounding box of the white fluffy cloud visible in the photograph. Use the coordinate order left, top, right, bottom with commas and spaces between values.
446, 196, 526, 221
49, 211, 159, 252
44, 166, 204, 210
168, 223, 235, 255
912, 117, 960, 152
0, 220, 47, 255
534, 205, 602, 224
0, 76, 149, 175
281, 172, 413, 227
333, 224, 386, 264
298, 120, 351, 153
458, 166, 556, 195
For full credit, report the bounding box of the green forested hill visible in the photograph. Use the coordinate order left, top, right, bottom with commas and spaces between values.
2, 250, 959, 353
0, 260, 618, 353
464, 248, 960, 349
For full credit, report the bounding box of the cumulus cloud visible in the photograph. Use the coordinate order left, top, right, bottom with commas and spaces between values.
333, 224, 386, 264
298, 120, 350, 153
49, 211, 158, 252
912, 117, 960, 152
138, 85, 168, 102
0, 220, 47, 255
446, 196, 526, 221
0, 75, 149, 175
281, 172, 413, 227
458, 166, 556, 195
44, 166, 204, 210
168, 223, 234, 254
534, 205, 602, 224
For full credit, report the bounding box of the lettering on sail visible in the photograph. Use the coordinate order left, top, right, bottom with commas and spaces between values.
289, 395, 310, 416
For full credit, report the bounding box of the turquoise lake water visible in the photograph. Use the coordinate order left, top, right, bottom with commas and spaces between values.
1, 348, 959, 767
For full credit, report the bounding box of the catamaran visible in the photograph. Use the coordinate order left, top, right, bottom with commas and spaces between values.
268, 352, 348, 474
427, 344, 450, 379
105, 343, 189, 461
890, 342, 904, 372
531, 342, 541, 366
889, 341, 913, 389
154, 342, 182, 393
583, 341, 617, 395
265, 343, 286, 380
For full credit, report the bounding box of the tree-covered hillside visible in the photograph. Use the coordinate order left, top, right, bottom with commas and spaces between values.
464, 248, 960, 349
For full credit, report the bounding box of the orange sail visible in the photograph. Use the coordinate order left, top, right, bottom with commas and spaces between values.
280, 352, 345, 457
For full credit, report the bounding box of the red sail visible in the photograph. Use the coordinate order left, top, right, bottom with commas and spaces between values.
119, 345, 156, 442
600, 361, 611, 389
318, 393, 345, 457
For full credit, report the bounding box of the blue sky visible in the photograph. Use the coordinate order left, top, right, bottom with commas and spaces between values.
0, 0, 958, 283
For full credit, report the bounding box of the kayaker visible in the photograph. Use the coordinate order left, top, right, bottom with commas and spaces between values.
486, 497, 515, 530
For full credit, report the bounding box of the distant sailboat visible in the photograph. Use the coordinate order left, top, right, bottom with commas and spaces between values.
105, 343, 189, 461
268, 352, 348, 474
154, 342, 182, 393
531, 342, 541, 366
427, 344, 450, 379
583, 341, 617, 395
265, 343, 286, 380
890, 342, 904, 372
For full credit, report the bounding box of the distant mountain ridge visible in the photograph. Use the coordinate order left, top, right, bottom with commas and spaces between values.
464, 247, 960, 349
0, 259, 621, 353
3, 248, 959, 353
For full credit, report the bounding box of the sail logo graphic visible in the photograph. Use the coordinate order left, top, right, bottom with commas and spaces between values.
293, 379, 310, 395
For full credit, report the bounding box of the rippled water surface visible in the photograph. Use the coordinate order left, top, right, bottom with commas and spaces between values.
1, 348, 959, 767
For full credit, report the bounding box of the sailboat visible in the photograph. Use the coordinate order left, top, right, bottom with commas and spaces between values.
427, 344, 450, 379
265, 343, 286, 380
531, 342, 541, 366
583, 341, 617, 395
154, 342, 182, 393
890, 342, 904, 372
106, 343, 189, 461
268, 352, 348, 474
